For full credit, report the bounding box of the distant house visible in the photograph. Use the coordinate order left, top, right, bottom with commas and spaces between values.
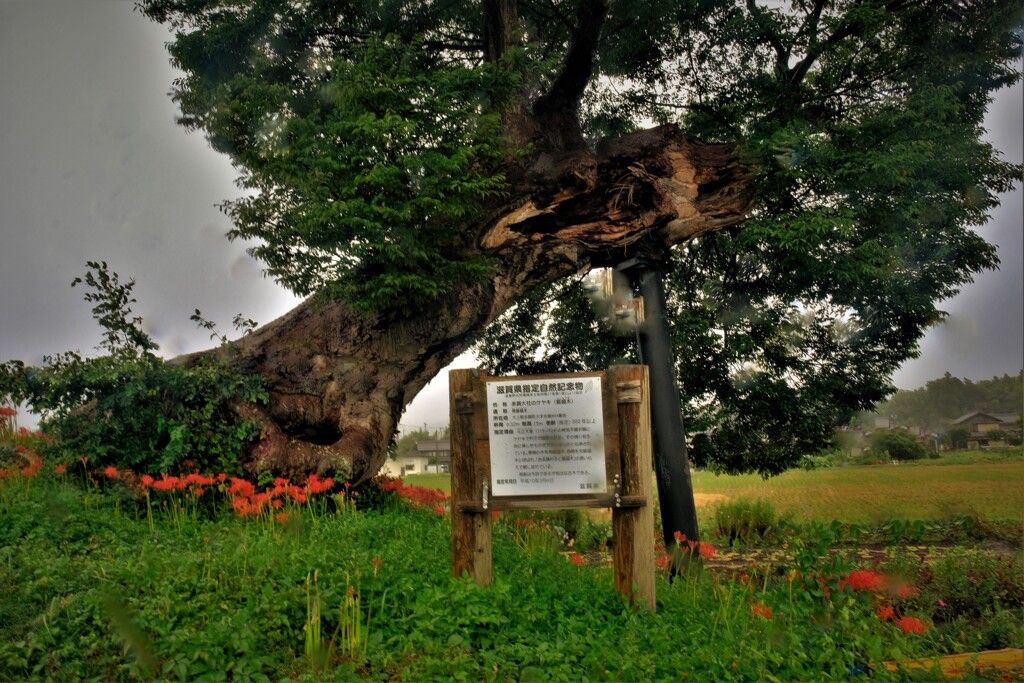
379, 439, 452, 477
948, 411, 1021, 448
415, 439, 451, 473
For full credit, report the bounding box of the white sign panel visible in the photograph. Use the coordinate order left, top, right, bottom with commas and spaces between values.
486, 375, 607, 496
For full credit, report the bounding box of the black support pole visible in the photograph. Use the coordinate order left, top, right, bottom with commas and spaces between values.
618, 260, 700, 573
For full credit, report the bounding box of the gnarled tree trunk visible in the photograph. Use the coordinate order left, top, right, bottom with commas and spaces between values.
181, 0, 754, 483
186, 125, 752, 483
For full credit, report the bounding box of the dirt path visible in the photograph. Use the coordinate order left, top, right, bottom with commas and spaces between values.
701, 538, 1020, 574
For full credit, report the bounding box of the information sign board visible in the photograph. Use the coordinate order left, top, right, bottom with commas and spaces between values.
485, 374, 607, 496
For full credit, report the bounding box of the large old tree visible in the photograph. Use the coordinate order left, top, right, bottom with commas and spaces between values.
124, 0, 1017, 481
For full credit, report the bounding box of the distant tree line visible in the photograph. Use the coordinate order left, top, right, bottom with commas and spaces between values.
876, 371, 1023, 432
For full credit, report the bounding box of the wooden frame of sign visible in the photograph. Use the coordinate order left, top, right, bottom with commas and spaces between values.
449, 365, 655, 610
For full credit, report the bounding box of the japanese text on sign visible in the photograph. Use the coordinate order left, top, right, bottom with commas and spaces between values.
486, 376, 606, 496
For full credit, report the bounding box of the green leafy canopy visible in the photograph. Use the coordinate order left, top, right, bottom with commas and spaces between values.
137, 0, 1023, 475
475, 1, 1023, 475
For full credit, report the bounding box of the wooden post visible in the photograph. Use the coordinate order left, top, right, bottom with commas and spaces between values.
611, 365, 656, 610
449, 368, 493, 586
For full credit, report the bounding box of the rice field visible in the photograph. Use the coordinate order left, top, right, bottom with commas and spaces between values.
690, 461, 1024, 523
404, 454, 1024, 524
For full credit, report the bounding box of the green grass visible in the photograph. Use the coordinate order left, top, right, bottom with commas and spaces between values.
2, 460, 1021, 681
2, 472, 1020, 681
691, 461, 1024, 524
401, 472, 451, 493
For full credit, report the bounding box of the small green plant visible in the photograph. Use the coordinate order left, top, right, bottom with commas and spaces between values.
498, 511, 566, 557
713, 498, 778, 545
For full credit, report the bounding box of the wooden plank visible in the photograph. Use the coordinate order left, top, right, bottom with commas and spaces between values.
457, 495, 646, 513
882, 648, 1024, 677
602, 370, 622, 485
611, 365, 656, 610
449, 368, 492, 586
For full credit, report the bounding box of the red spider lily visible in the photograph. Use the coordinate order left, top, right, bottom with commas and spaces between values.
54, 464, 66, 474
394, 484, 448, 508
877, 605, 896, 622
433, 505, 446, 515
228, 477, 255, 498
0, 406, 17, 417
842, 570, 884, 592
372, 557, 382, 569
896, 616, 927, 635
347, 585, 356, 598
306, 474, 334, 494
191, 487, 205, 497
152, 476, 179, 491
288, 487, 307, 503
273, 477, 290, 487
185, 473, 214, 487
377, 477, 403, 491
139, 474, 154, 487
103, 466, 120, 478
893, 583, 920, 601
275, 512, 290, 525
232, 496, 260, 516
697, 542, 716, 560
570, 553, 585, 566
750, 602, 773, 620
21, 455, 42, 478
78, 456, 89, 466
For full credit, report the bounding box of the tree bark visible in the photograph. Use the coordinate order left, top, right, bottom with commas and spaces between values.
188, 124, 753, 483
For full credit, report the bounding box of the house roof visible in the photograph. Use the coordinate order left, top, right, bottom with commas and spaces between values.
416, 439, 451, 453
949, 411, 1021, 425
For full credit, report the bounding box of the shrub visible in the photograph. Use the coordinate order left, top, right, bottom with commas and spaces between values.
945, 426, 970, 450
867, 430, 928, 461
0, 262, 266, 476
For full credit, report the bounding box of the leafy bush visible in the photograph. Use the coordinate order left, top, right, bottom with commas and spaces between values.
801, 449, 844, 470
945, 426, 970, 450
0, 262, 266, 475
713, 498, 778, 544
867, 429, 928, 461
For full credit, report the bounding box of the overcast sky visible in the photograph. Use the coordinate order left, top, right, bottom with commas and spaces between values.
1, 1, 1021, 432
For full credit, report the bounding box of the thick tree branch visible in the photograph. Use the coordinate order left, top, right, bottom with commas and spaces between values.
531, 0, 610, 150
483, 0, 519, 62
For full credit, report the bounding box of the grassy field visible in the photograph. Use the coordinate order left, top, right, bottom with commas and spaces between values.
690, 461, 1024, 524
405, 451, 1024, 525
